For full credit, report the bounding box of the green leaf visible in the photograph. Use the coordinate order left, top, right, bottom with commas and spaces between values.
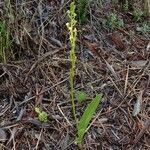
76, 91, 87, 103
38, 111, 48, 122
77, 94, 102, 145
35, 107, 48, 123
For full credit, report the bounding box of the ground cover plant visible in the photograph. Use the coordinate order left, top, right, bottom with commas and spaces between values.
35, 107, 48, 123
76, 0, 91, 23
0, 21, 10, 63
0, 0, 149, 149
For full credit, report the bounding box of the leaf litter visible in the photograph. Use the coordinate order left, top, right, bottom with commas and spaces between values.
0, 0, 149, 149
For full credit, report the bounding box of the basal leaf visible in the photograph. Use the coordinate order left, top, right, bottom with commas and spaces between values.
76, 91, 87, 103
77, 94, 102, 145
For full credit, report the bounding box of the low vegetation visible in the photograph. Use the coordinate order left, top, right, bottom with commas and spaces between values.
0, 21, 10, 63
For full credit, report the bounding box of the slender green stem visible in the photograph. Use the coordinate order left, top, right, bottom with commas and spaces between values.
66, 2, 78, 124
70, 71, 77, 123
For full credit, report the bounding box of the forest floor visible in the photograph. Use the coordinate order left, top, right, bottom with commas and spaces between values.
0, 1, 150, 150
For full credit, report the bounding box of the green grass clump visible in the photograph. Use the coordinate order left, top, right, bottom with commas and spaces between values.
133, 9, 144, 22
0, 21, 10, 63
76, 0, 90, 24
136, 22, 150, 34
123, 0, 129, 12
105, 13, 124, 29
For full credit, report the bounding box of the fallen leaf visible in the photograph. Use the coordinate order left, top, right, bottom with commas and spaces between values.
0, 128, 7, 142
60, 130, 70, 150
105, 61, 119, 80
130, 60, 147, 68
109, 34, 125, 51
132, 91, 143, 116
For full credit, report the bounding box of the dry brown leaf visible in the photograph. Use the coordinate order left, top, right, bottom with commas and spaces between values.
146, 41, 150, 51
109, 34, 125, 51
0, 128, 7, 142
130, 60, 147, 68
132, 91, 143, 116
